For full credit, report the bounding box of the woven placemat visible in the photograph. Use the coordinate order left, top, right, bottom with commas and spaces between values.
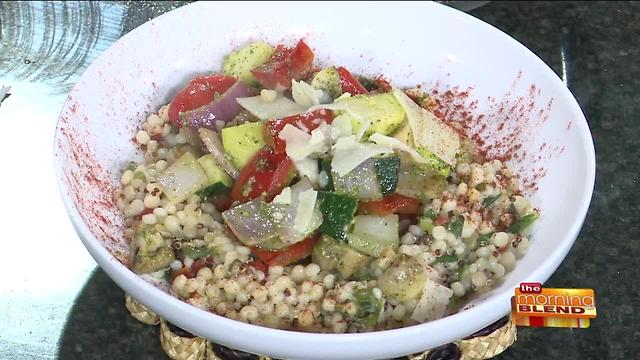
126, 294, 516, 360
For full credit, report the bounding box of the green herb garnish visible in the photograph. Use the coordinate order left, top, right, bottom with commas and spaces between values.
433, 254, 459, 264
424, 208, 437, 220
448, 216, 464, 238
482, 193, 502, 208
507, 212, 540, 233
182, 244, 215, 260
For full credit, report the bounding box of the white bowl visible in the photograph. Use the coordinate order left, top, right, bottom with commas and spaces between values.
54, 2, 595, 359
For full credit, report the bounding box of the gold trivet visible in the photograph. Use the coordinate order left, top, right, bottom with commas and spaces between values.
126, 294, 516, 360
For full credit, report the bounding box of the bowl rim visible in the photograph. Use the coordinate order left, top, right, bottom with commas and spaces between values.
53, 1, 596, 358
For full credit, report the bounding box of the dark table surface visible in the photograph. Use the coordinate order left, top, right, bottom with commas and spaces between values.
1, 1, 638, 359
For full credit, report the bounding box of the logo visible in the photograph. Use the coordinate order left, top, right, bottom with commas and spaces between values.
511, 283, 596, 328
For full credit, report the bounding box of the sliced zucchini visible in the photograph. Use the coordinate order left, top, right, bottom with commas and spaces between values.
374, 155, 400, 195
318, 192, 358, 242
348, 214, 400, 257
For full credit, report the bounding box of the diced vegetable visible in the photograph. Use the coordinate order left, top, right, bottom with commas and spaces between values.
229, 148, 293, 203
318, 192, 358, 241
131, 225, 175, 274
266, 109, 334, 154
222, 199, 283, 246
224, 181, 322, 246
337, 66, 368, 95
410, 279, 453, 323
507, 212, 540, 233
358, 194, 420, 216
332, 157, 384, 201
448, 217, 464, 238
157, 152, 209, 203
482, 193, 502, 208
352, 285, 384, 327
396, 164, 447, 199
415, 147, 452, 177
378, 255, 427, 301
222, 41, 275, 86
195, 183, 230, 200
252, 236, 319, 266
312, 235, 369, 279
198, 128, 239, 179
374, 155, 401, 195
221, 121, 267, 169
319, 158, 334, 191
338, 92, 405, 136
348, 214, 399, 257
168, 75, 237, 127
251, 39, 314, 90
311, 66, 342, 99
197, 154, 233, 187
184, 81, 255, 129
236, 93, 306, 121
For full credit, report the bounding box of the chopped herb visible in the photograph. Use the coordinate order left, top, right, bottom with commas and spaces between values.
424, 208, 437, 220
478, 232, 494, 247
507, 212, 540, 233
196, 182, 230, 201
433, 254, 458, 264
133, 171, 147, 182
482, 193, 502, 208
353, 286, 383, 326
183, 244, 214, 260
448, 216, 464, 238
126, 162, 137, 171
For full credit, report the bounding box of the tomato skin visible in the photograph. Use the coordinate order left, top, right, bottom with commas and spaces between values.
170, 257, 214, 281
168, 75, 237, 127
251, 235, 319, 267
337, 66, 368, 95
247, 259, 268, 274
358, 194, 420, 216
230, 148, 294, 203
265, 109, 334, 153
251, 40, 315, 89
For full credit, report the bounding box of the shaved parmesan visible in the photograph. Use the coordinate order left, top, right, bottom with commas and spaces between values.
279, 124, 312, 160
237, 94, 305, 120
419, 109, 460, 166
369, 133, 426, 164
331, 135, 393, 176
392, 88, 460, 166
292, 80, 330, 108
272, 187, 292, 204
330, 114, 353, 140
411, 279, 453, 323
293, 158, 320, 187
294, 189, 318, 232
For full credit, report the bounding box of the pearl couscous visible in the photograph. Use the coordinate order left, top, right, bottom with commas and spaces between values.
115, 39, 539, 333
